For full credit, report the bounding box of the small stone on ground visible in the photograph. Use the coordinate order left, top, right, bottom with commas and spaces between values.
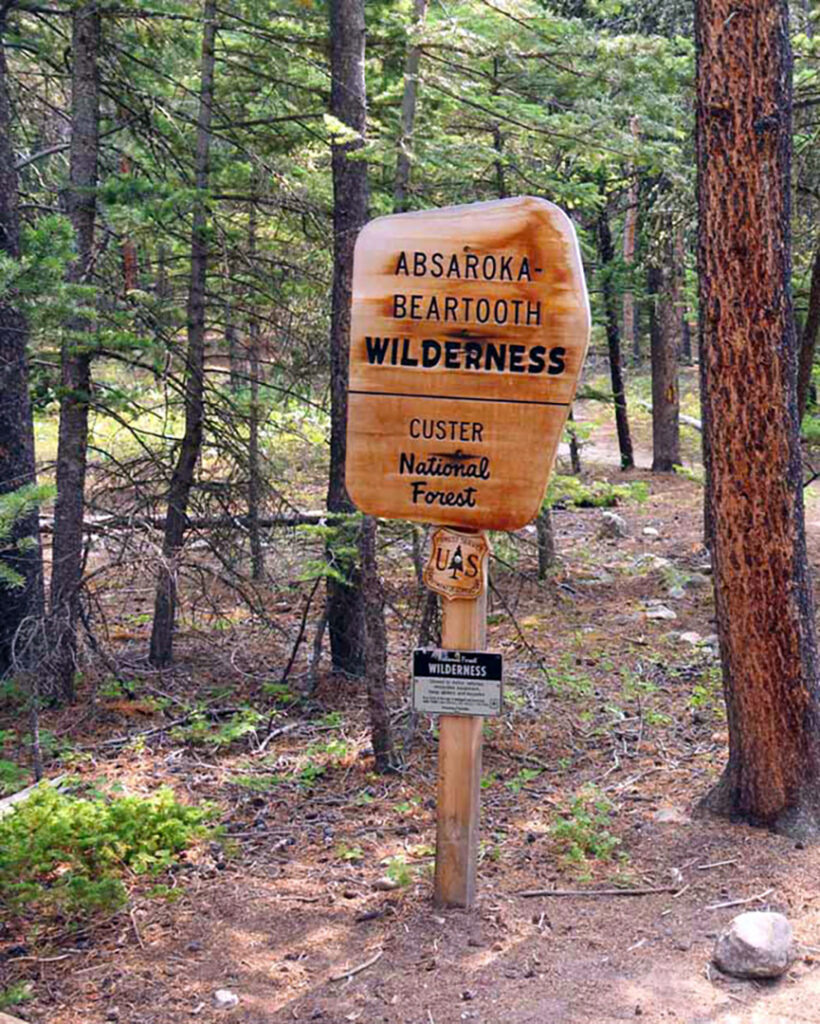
598, 511, 628, 539
213, 989, 240, 1009
713, 911, 795, 979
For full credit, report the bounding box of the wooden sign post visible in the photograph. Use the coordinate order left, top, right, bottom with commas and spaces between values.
433, 551, 487, 907
345, 196, 589, 908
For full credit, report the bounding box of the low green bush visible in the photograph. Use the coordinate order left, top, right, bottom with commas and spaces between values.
0, 785, 212, 926
545, 475, 649, 510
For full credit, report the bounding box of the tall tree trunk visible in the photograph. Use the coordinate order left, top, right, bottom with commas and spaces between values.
0, 8, 44, 678
149, 0, 216, 666
597, 204, 634, 470
119, 153, 138, 294
224, 256, 241, 393
648, 251, 681, 472
50, 0, 100, 701
567, 408, 582, 474
624, 117, 640, 366
797, 237, 820, 419
247, 194, 264, 580
681, 315, 693, 365
359, 515, 396, 771
536, 507, 557, 578
326, 0, 368, 676
491, 58, 507, 200
801, 0, 814, 37
696, 0, 820, 836
674, 224, 691, 364
393, 0, 427, 213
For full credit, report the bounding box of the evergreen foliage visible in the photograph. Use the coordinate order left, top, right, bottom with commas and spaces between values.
0, 785, 212, 924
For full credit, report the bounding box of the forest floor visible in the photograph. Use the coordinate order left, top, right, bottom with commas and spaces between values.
5, 370, 820, 1024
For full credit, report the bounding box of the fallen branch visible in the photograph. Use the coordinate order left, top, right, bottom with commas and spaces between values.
704, 888, 774, 911
515, 885, 681, 898
330, 948, 384, 982
256, 720, 300, 755
98, 706, 243, 748
636, 399, 702, 432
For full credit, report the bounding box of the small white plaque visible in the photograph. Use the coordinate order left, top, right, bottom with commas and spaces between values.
412, 649, 502, 717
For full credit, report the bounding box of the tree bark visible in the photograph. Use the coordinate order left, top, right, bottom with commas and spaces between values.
696, 0, 820, 836
119, 152, 138, 294
491, 58, 507, 200
567, 408, 582, 474
623, 117, 640, 367
149, 0, 216, 666
359, 515, 396, 772
597, 204, 634, 470
50, 0, 101, 700
0, 8, 44, 678
326, 0, 368, 676
797, 237, 820, 419
224, 257, 242, 393
247, 193, 264, 580
393, 0, 427, 213
681, 315, 693, 365
648, 252, 681, 472
536, 507, 557, 578
674, 224, 692, 365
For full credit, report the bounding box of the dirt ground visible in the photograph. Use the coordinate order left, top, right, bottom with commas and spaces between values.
4, 392, 820, 1024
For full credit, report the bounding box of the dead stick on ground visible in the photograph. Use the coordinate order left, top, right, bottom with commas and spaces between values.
705, 888, 774, 911
330, 948, 383, 982
697, 859, 738, 870
516, 885, 681, 898
129, 908, 145, 950
256, 721, 300, 755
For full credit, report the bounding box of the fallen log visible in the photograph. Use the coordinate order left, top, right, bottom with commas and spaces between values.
39, 511, 334, 534
0, 774, 68, 819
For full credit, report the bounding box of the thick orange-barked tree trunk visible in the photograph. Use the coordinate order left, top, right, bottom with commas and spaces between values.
696, 0, 820, 836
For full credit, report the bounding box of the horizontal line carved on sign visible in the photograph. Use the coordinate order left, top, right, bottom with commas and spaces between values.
348, 389, 570, 408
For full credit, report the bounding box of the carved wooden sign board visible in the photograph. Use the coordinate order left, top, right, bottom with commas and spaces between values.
345, 196, 590, 531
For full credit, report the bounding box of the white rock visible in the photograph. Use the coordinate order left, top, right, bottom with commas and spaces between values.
646, 605, 677, 621
372, 876, 401, 891
598, 511, 628, 539
713, 911, 795, 979
679, 631, 703, 645
213, 990, 239, 1010
642, 527, 660, 538
632, 553, 671, 570
667, 585, 686, 600
653, 806, 690, 824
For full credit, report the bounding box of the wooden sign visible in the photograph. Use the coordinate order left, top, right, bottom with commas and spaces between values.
423, 528, 490, 600
345, 196, 590, 531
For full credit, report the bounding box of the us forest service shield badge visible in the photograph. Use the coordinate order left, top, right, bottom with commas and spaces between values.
423, 528, 490, 600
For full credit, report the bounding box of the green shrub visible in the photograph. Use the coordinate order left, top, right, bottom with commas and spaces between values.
0, 758, 27, 796
0, 483, 54, 590
0, 785, 212, 925
551, 786, 622, 865
545, 475, 649, 510
0, 981, 33, 1011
